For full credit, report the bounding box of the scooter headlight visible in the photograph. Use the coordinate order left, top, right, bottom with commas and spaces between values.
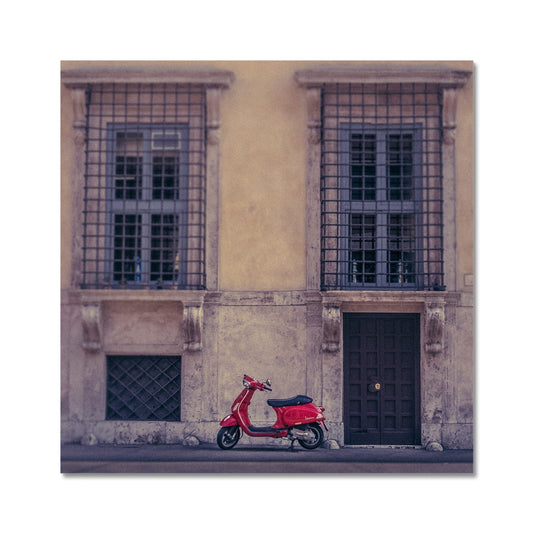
243, 378, 251, 388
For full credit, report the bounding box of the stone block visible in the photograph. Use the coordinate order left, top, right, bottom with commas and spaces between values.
422, 423, 442, 446
442, 423, 473, 449
182, 435, 200, 446
321, 439, 340, 449
425, 441, 443, 452
81, 433, 98, 446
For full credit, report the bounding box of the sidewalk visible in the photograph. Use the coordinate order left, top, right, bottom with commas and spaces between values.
61, 443, 474, 474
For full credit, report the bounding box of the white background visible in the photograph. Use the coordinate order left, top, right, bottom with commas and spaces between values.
1, 1, 530, 532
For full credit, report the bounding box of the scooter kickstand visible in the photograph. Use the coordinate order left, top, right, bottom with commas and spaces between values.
288, 438, 298, 452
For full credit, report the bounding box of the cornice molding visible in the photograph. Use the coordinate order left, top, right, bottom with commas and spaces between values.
295, 66, 471, 88
61, 67, 235, 88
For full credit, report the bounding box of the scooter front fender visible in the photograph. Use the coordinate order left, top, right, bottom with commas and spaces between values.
220, 414, 238, 427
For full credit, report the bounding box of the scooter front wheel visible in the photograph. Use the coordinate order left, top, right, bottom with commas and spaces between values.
297, 423, 324, 449
217, 425, 241, 450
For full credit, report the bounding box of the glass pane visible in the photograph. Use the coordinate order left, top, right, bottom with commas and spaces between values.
387, 214, 415, 283
152, 153, 180, 200
388, 134, 413, 201
115, 132, 143, 200
150, 214, 179, 282
113, 214, 142, 282
351, 134, 376, 201
350, 214, 376, 284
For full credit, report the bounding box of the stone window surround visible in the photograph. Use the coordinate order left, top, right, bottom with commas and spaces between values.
294, 65, 472, 295
291, 65, 472, 363
62, 67, 234, 292
62, 67, 235, 354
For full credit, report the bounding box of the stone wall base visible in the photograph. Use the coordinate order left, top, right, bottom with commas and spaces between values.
63, 420, 473, 448
62, 420, 344, 447
442, 423, 474, 449
422, 422, 473, 450
62, 421, 221, 446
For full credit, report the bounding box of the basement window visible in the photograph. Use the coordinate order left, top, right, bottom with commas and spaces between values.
106, 355, 181, 421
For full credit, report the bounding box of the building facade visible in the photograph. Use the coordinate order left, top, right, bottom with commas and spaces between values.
61, 61, 473, 449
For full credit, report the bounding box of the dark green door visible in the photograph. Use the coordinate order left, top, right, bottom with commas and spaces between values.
343, 314, 420, 445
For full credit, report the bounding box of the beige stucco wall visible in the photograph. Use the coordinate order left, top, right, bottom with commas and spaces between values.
61, 83, 74, 290
61, 60, 474, 449
218, 61, 307, 290
62, 60, 473, 293
455, 80, 475, 292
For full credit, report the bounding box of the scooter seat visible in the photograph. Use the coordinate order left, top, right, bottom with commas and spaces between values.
267, 395, 313, 408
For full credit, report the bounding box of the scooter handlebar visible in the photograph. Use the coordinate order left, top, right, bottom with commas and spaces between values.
243, 375, 272, 391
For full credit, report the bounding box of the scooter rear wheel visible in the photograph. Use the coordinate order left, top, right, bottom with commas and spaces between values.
297, 423, 324, 449
217, 425, 241, 449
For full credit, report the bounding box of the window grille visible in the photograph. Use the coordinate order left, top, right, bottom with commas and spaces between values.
321, 83, 444, 290
82, 83, 206, 289
106, 355, 181, 421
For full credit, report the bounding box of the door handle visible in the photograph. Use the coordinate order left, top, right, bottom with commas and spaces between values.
368, 382, 381, 392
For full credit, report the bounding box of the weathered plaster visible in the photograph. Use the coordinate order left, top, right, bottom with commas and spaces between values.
61, 62, 473, 449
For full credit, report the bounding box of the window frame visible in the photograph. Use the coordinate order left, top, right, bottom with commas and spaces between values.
339, 123, 424, 290
105, 122, 190, 289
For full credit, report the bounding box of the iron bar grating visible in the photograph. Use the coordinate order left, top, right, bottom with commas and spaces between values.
106, 355, 181, 421
82, 83, 207, 290
320, 82, 444, 291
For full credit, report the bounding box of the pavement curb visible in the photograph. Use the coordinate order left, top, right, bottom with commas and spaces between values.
61, 443, 473, 464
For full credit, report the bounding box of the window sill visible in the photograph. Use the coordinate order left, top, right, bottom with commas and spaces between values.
321, 289, 461, 306
64, 288, 206, 306
64, 288, 205, 354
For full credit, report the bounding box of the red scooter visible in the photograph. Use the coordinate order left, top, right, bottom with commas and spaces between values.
217, 374, 327, 450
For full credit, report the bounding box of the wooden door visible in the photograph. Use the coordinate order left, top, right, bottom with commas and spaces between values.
343, 314, 420, 445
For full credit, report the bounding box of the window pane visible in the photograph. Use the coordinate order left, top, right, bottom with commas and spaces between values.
387, 214, 415, 284
113, 214, 142, 282
152, 131, 181, 150
152, 153, 180, 200
388, 134, 413, 201
350, 214, 376, 284
150, 215, 179, 282
351, 134, 376, 200
115, 132, 143, 200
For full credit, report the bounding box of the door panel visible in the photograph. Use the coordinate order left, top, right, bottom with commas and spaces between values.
343, 314, 420, 445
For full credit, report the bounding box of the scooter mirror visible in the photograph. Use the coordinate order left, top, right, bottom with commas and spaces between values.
266, 378, 272, 387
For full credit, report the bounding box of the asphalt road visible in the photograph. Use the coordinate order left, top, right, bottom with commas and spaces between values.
61, 444, 474, 474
